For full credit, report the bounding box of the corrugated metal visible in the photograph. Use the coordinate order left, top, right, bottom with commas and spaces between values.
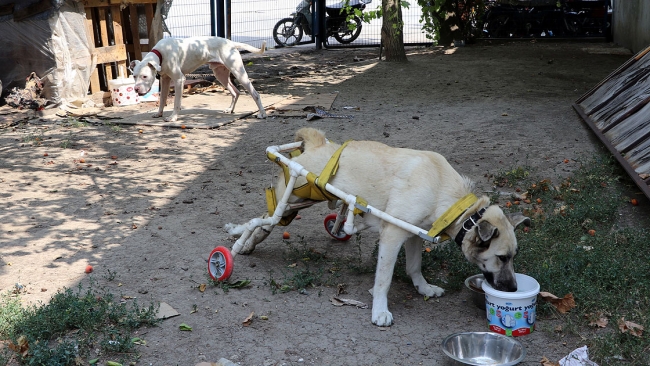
573, 45, 650, 199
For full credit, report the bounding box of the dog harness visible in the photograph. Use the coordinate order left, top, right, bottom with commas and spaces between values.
426, 193, 486, 245
265, 140, 368, 226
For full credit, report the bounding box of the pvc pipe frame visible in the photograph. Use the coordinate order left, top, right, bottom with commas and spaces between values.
230, 142, 438, 257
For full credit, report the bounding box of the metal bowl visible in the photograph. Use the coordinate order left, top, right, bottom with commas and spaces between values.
465, 274, 486, 310
441, 332, 526, 365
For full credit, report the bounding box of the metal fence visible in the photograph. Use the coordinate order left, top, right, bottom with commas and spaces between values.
165, 0, 431, 49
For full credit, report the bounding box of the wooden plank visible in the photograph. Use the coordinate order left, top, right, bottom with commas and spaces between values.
98, 7, 113, 81
129, 4, 142, 60
145, 3, 155, 49
14, 0, 53, 21
83, 0, 110, 8
94, 44, 127, 64
110, 5, 124, 45
85, 9, 101, 94
0, 3, 15, 16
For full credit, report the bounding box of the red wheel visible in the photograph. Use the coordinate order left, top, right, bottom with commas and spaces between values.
207, 246, 233, 281
323, 213, 352, 241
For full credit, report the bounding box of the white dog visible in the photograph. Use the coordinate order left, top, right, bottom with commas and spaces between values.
129, 36, 267, 122
226, 128, 530, 326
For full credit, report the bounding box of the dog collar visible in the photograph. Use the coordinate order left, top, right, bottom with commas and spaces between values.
151, 49, 163, 64
454, 207, 487, 246
426, 193, 478, 243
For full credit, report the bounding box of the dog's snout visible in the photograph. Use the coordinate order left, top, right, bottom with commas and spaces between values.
483, 272, 517, 292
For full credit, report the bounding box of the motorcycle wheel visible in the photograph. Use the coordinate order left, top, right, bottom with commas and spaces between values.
333, 16, 362, 44
273, 17, 303, 47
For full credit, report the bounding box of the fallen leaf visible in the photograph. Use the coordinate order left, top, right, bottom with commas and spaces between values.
242, 311, 255, 326
586, 312, 609, 328
330, 297, 368, 309
179, 323, 193, 331
228, 279, 251, 288
259, 315, 269, 320
198, 283, 207, 292
131, 337, 146, 345
8, 335, 29, 356
540, 356, 560, 366
539, 292, 576, 313
618, 318, 644, 337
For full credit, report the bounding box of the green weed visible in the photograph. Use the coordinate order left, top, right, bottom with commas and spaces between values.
0, 281, 159, 366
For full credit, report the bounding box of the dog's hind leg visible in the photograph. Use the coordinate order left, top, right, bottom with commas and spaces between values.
228, 60, 267, 119
225, 215, 274, 254
209, 63, 240, 114
404, 236, 445, 298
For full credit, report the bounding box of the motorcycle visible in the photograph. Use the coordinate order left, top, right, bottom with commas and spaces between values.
273, 0, 371, 47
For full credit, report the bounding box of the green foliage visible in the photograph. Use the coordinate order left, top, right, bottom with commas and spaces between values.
418, 0, 486, 44
0, 282, 160, 366
481, 154, 648, 365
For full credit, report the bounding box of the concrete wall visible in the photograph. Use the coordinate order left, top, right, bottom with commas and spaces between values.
613, 0, 650, 53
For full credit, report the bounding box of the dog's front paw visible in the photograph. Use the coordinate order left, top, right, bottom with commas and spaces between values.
372, 310, 393, 327
224, 223, 244, 237
416, 284, 445, 298
164, 115, 178, 122
257, 112, 267, 119
152, 112, 163, 118
223, 108, 233, 114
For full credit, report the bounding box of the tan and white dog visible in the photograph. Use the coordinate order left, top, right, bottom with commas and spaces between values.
129, 36, 267, 122
226, 128, 529, 326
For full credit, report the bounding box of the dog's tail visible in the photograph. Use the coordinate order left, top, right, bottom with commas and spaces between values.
233, 41, 266, 55
295, 128, 327, 151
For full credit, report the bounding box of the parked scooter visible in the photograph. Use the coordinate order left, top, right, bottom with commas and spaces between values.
273, 0, 371, 47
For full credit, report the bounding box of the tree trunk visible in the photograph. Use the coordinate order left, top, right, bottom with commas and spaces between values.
381, 0, 407, 62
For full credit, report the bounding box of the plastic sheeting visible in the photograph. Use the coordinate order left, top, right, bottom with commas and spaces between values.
0, 0, 92, 105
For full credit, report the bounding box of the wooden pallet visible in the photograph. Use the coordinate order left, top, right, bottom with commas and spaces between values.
83, 0, 158, 99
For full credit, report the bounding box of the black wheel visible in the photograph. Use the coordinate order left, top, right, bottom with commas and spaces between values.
333, 17, 362, 44
273, 17, 303, 47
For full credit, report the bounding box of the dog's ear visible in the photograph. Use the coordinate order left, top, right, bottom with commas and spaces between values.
477, 221, 498, 246
147, 61, 162, 72
129, 60, 140, 70
506, 212, 531, 228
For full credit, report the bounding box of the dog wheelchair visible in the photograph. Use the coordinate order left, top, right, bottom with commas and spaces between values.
207, 139, 481, 281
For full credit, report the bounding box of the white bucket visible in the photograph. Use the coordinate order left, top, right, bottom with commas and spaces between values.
482, 273, 540, 337
108, 77, 139, 106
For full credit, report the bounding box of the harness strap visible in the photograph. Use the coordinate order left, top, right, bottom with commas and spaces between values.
427, 193, 478, 242
264, 141, 354, 226
314, 140, 352, 199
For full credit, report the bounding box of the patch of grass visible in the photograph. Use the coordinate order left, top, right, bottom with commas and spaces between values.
492, 164, 533, 188
434, 153, 649, 365
21, 130, 45, 146
0, 281, 160, 366
65, 117, 88, 128
59, 132, 73, 149
105, 122, 122, 133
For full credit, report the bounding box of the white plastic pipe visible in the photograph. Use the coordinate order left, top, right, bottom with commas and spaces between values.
232, 142, 438, 258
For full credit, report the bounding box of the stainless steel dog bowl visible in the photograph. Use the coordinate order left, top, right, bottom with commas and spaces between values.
465, 274, 486, 310
441, 332, 526, 365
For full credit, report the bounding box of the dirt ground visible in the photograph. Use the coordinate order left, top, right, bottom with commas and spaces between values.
0, 40, 641, 365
